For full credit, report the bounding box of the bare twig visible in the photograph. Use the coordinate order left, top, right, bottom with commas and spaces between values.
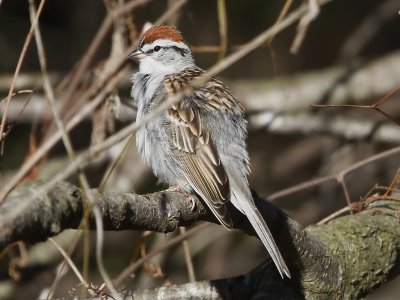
179, 226, 196, 282
60, 0, 149, 113
217, 0, 228, 60
268, 146, 400, 201
48, 238, 88, 289
267, 0, 294, 46
45, 230, 86, 299
316, 205, 353, 225
385, 169, 400, 197
0, 0, 46, 149
113, 223, 209, 286
154, 0, 187, 26
0, 90, 35, 155
29, 1, 117, 297
29, 0, 77, 166
310, 83, 400, 127
290, 0, 319, 54
93, 203, 119, 297
338, 174, 352, 205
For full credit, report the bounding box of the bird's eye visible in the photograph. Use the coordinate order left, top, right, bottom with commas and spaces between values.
153, 46, 161, 52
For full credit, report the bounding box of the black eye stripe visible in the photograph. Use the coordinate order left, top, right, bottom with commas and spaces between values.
170, 46, 188, 56
144, 45, 189, 56
145, 48, 155, 54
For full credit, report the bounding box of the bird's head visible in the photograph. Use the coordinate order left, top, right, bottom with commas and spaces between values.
129, 25, 194, 74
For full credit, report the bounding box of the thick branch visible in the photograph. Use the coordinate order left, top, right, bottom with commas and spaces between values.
1, 181, 399, 299
0, 181, 212, 247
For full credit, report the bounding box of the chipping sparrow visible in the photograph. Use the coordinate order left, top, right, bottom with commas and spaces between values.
129, 25, 290, 278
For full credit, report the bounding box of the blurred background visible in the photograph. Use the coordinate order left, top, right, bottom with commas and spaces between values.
0, 0, 399, 299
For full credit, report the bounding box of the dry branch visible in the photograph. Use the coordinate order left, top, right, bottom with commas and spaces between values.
3, 50, 400, 145
235, 50, 400, 112
1, 181, 399, 299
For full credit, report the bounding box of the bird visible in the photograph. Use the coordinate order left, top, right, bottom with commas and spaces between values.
129, 25, 290, 278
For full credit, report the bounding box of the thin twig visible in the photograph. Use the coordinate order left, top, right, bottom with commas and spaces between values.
154, 0, 187, 26
93, 205, 119, 297
0, 81, 111, 202
29, 1, 117, 296
268, 146, 400, 201
0, 0, 46, 148
203, 3, 312, 83
60, 0, 149, 112
290, 0, 319, 54
339, 146, 400, 179
267, 0, 294, 45
48, 238, 89, 289
268, 174, 336, 201
373, 82, 400, 110
266, 0, 294, 81
0, 90, 34, 154
217, 0, 228, 60
29, 0, 77, 166
338, 174, 352, 206
310, 83, 400, 127
45, 231, 84, 299
179, 226, 196, 282
385, 169, 400, 197
316, 205, 353, 225
0, 90, 34, 105
113, 223, 209, 287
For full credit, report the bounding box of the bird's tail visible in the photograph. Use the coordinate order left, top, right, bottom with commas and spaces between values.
229, 173, 291, 278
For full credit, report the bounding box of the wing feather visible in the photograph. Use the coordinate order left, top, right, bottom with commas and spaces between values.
166, 98, 232, 228
163, 67, 244, 229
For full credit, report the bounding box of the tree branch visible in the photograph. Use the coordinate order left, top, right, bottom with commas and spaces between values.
1, 181, 400, 298
3, 51, 400, 145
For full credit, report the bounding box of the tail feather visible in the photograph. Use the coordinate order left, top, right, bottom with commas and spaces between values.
228, 173, 291, 278
239, 197, 291, 278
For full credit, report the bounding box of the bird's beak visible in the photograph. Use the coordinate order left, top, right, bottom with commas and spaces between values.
128, 48, 146, 60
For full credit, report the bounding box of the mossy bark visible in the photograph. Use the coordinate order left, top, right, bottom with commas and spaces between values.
1, 181, 399, 299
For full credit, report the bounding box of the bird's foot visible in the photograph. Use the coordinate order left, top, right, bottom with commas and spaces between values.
188, 194, 196, 211
167, 186, 196, 211
166, 186, 182, 192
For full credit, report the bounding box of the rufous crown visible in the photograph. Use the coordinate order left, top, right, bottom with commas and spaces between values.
142, 25, 184, 44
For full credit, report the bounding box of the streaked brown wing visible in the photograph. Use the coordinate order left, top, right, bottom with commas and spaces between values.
167, 103, 232, 229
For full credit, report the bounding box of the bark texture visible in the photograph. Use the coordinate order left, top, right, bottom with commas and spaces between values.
1, 181, 399, 299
